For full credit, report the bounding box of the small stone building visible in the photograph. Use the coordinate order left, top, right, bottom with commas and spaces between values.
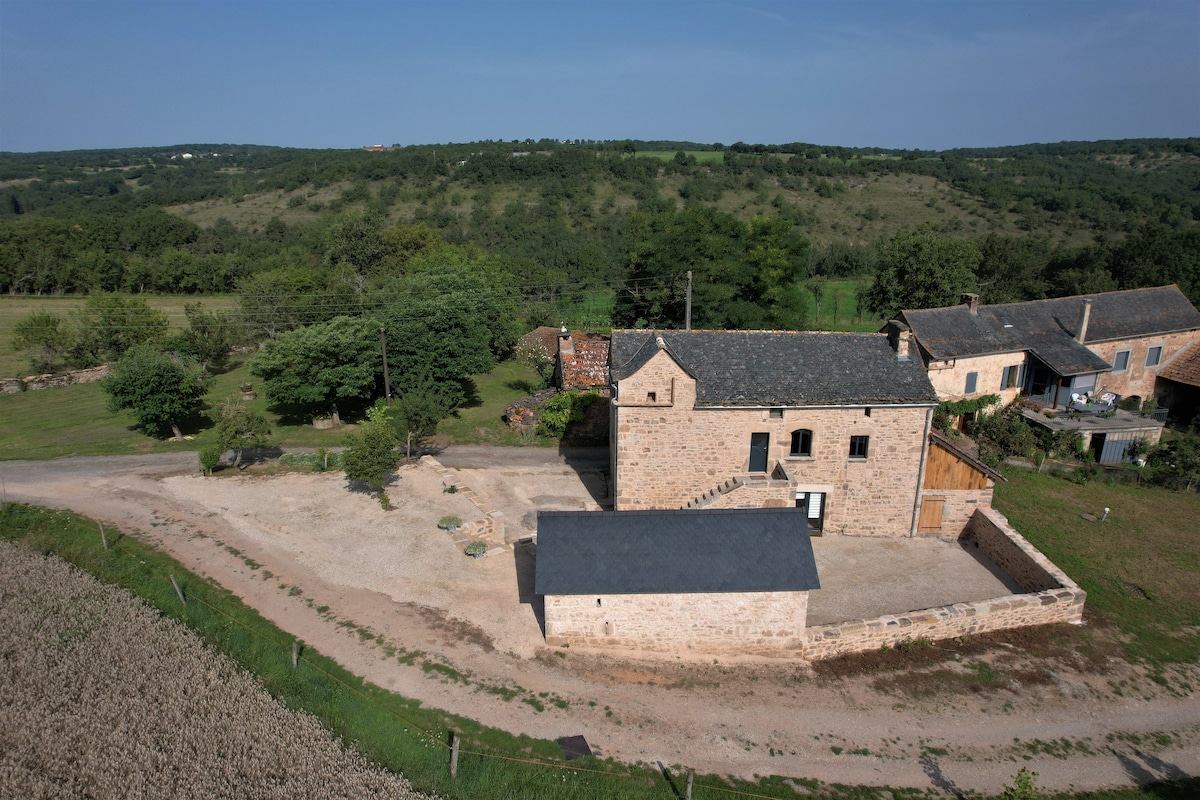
535, 507, 820, 656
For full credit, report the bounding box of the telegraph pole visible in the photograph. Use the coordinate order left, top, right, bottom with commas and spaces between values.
685, 270, 693, 331
380, 327, 392, 404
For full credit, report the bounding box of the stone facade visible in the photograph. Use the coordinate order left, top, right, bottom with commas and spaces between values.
924, 350, 1024, 404
611, 350, 932, 537
544, 590, 809, 656
1084, 331, 1199, 403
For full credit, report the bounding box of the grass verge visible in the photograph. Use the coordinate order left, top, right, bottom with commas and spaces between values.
993, 468, 1200, 667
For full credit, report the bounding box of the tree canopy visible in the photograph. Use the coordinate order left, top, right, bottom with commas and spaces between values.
861, 226, 982, 319
100, 345, 212, 440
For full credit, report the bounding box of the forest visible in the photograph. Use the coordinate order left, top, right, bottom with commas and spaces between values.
1, 137, 1198, 336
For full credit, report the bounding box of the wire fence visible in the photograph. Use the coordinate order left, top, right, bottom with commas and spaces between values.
80, 516, 805, 800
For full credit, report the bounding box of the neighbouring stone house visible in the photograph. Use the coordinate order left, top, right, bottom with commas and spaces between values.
896, 285, 1200, 410
895, 285, 1200, 462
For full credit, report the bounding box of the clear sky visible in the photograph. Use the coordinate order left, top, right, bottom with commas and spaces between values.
1, 0, 1197, 153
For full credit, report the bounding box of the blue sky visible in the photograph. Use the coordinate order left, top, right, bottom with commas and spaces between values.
1, 0, 1197, 152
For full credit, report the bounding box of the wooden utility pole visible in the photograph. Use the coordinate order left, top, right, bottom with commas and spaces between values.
449, 731, 460, 778
685, 270, 693, 331
380, 327, 392, 404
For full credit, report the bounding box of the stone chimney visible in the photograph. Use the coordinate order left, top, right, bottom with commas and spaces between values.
887, 320, 911, 361
1075, 299, 1092, 344
558, 327, 574, 356
961, 293, 980, 315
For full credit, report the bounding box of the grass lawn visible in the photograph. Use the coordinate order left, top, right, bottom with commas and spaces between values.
435, 359, 548, 447
993, 468, 1200, 667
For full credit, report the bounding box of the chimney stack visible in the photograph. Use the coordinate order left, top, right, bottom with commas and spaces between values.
961, 293, 980, 315
887, 320, 911, 361
1075, 299, 1092, 343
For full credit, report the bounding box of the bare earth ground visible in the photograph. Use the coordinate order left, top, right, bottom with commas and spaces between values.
2, 450, 1198, 796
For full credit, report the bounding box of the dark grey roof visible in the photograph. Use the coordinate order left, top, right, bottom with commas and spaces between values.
902, 286, 1200, 377
535, 508, 820, 596
610, 330, 938, 406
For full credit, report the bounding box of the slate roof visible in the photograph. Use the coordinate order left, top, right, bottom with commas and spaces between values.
901, 286, 1200, 377
534, 508, 820, 596
609, 330, 938, 407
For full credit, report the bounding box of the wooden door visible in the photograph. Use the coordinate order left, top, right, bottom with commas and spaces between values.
917, 495, 945, 533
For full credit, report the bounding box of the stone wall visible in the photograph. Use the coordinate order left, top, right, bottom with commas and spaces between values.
1084, 330, 1199, 403
612, 349, 932, 537
925, 350, 1023, 404
801, 507, 1085, 660
544, 590, 808, 656
0, 365, 109, 395
917, 488, 993, 540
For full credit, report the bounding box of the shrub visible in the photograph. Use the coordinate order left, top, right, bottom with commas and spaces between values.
438, 515, 462, 531
464, 540, 488, 556
198, 445, 222, 476
537, 389, 599, 438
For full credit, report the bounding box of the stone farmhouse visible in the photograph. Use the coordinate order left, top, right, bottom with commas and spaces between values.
894, 285, 1200, 463
534, 329, 1084, 658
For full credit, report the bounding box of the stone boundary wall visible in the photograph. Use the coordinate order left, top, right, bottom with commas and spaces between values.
0, 365, 109, 394
801, 507, 1085, 660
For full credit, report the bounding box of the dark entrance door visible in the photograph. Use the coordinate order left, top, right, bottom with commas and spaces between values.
749, 432, 769, 473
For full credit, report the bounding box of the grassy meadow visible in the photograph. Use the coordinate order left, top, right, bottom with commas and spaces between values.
993, 468, 1200, 667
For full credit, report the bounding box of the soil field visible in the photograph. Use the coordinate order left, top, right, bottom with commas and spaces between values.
1, 450, 1198, 796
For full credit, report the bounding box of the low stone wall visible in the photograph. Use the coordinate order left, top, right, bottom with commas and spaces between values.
420, 455, 508, 549
0, 365, 109, 394
800, 507, 1085, 660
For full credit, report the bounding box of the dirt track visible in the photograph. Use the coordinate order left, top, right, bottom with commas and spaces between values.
2, 449, 1198, 795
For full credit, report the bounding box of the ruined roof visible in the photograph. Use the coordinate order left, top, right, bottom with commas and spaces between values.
1159, 343, 1200, 388
534, 508, 819, 595
610, 330, 938, 407
559, 332, 610, 390
519, 326, 561, 359
901, 286, 1200, 376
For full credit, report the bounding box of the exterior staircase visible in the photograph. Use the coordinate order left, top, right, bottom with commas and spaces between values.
683, 477, 745, 509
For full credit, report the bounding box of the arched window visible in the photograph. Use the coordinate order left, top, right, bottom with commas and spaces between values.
790, 429, 813, 457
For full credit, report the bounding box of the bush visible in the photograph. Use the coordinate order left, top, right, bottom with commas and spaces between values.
198, 445, 222, 476
438, 515, 463, 531
537, 389, 599, 438
464, 540, 488, 556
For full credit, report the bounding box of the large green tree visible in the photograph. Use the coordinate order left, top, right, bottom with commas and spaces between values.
342, 404, 399, 508
249, 315, 380, 423
101, 345, 211, 440
73, 293, 170, 366
861, 226, 982, 319
211, 397, 271, 467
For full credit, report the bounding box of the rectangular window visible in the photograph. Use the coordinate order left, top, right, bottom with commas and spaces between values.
1146, 346, 1163, 367
1113, 350, 1130, 372
965, 371, 978, 394
1000, 365, 1021, 389
849, 435, 869, 459
769, 408, 783, 419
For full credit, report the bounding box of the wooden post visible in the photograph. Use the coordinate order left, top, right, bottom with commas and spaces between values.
169, 574, 186, 605
449, 730, 460, 778
292, 641, 298, 669
686, 770, 694, 800
99, 522, 108, 551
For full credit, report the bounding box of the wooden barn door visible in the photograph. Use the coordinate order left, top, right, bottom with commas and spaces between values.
918, 496, 945, 534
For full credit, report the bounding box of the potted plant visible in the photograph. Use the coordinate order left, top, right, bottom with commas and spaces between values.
465, 540, 488, 559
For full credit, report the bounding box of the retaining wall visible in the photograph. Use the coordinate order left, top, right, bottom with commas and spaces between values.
1, 365, 109, 394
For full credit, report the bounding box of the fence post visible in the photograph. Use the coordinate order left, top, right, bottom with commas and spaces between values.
450, 730, 460, 778
169, 574, 186, 605
292, 641, 298, 669
99, 522, 108, 551
686, 770, 694, 800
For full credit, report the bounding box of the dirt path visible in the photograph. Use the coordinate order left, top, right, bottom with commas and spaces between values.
2, 451, 1197, 796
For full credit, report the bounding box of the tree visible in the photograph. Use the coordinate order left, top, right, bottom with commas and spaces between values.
172, 302, 234, 371
862, 226, 981, 319
342, 404, 398, 508
211, 396, 271, 467
101, 345, 211, 440
72, 292, 170, 366
249, 315, 380, 424
12, 310, 76, 373
388, 387, 452, 459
